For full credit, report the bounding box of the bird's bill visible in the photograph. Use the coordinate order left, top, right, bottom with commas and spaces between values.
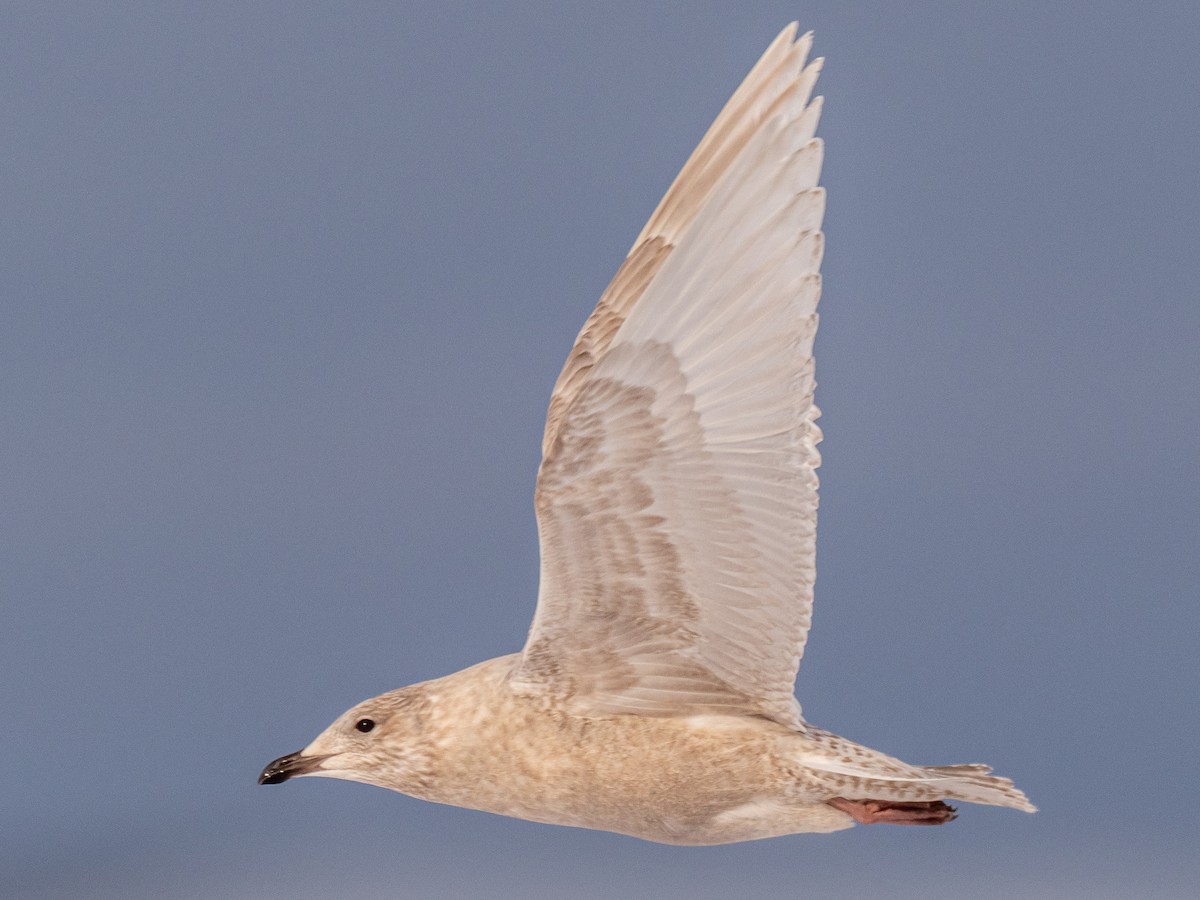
258, 749, 328, 784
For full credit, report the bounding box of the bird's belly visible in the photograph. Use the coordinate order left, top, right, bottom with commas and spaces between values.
413, 710, 851, 844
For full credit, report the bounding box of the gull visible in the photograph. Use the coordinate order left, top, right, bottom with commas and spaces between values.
259, 24, 1035, 844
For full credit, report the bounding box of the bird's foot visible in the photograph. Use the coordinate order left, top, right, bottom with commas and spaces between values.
827, 797, 957, 825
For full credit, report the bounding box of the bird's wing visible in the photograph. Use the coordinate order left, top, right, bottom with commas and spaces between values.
511, 25, 825, 731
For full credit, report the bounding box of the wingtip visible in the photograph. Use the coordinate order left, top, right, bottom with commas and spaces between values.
792, 29, 812, 57
781, 23, 815, 42
765, 23, 799, 55
772, 23, 813, 56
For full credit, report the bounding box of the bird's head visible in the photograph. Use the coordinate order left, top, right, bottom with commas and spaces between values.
258, 686, 433, 791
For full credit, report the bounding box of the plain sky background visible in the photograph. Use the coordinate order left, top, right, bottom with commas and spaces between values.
4, 2, 1198, 898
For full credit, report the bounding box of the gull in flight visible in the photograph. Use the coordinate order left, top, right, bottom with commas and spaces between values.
260, 24, 1035, 844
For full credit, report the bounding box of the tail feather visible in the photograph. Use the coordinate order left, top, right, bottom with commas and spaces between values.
923, 764, 1037, 813
799, 729, 1036, 814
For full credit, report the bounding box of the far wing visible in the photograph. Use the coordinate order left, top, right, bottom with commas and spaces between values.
541, 24, 821, 456
512, 25, 825, 731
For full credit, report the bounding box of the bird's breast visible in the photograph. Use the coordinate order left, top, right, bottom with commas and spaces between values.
406, 663, 785, 841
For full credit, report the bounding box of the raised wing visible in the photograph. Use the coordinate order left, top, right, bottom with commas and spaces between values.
511, 25, 825, 731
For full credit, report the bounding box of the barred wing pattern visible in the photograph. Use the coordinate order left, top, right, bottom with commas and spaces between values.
511, 25, 825, 731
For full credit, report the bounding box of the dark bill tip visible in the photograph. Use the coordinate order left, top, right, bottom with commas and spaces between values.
259, 750, 319, 785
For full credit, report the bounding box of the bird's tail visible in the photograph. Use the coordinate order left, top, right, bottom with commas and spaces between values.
798, 728, 1037, 813
920, 764, 1037, 812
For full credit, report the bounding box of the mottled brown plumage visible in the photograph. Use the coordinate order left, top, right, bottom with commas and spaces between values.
260, 24, 1035, 844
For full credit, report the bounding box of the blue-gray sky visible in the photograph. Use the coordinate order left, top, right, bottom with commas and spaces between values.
4, 2, 1197, 897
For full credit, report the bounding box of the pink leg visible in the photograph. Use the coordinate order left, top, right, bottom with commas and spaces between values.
828, 797, 957, 826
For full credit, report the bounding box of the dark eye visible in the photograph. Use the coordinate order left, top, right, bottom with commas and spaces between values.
355, 718, 375, 733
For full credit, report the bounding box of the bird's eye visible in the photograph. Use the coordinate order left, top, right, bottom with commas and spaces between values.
355, 718, 376, 733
